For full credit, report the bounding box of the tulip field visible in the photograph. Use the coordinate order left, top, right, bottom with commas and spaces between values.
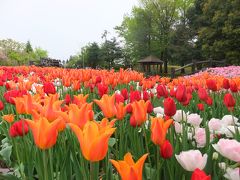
0, 65, 240, 180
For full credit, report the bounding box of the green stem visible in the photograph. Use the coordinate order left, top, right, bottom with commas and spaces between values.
43, 150, 48, 180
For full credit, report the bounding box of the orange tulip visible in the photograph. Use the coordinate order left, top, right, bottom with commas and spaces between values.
2, 114, 14, 123
14, 94, 40, 114
94, 94, 116, 118
68, 103, 94, 128
34, 95, 63, 122
130, 100, 150, 126
25, 117, 63, 149
68, 119, 115, 162
110, 152, 148, 180
73, 94, 89, 107
150, 117, 173, 146
115, 102, 127, 120
72, 80, 81, 91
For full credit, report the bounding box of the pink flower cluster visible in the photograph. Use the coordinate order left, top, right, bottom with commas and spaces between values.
190, 66, 240, 78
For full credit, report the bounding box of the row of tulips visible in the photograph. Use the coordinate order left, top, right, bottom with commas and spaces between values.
0, 66, 239, 180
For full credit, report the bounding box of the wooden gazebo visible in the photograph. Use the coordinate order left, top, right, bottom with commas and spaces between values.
138, 55, 163, 74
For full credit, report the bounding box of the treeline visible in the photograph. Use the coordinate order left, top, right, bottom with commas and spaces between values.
0, 39, 48, 66
67, 0, 240, 71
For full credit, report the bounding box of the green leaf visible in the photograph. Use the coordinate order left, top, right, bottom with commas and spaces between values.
0, 145, 12, 165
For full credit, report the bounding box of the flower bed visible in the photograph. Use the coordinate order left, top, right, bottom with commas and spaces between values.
0, 66, 239, 179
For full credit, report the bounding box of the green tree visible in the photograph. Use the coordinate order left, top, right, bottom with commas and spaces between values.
100, 38, 122, 69
116, 7, 156, 63
25, 40, 33, 53
85, 42, 101, 68
188, 0, 240, 64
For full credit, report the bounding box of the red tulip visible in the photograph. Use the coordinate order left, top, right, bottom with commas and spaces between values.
0, 100, 4, 111
64, 94, 71, 105
223, 93, 235, 110
169, 88, 176, 97
97, 83, 108, 97
205, 96, 213, 106
176, 85, 187, 102
197, 103, 204, 111
130, 91, 141, 103
143, 90, 150, 101
147, 101, 153, 113
95, 76, 102, 84
9, 120, 29, 137
222, 79, 230, 89
206, 79, 217, 91
160, 140, 173, 159
191, 168, 211, 180
163, 97, 176, 117
43, 82, 56, 94
182, 93, 192, 106
230, 81, 238, 93
3, 90, 27, 104
115, 93, 125, 104
156, 85, 168, 98
126, 104, 132, 113
121, 88, 128, 100
198, 88, 208, 101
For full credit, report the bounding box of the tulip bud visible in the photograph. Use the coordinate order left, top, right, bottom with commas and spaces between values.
197, 103, 204, 111
163, 97, 176, 117
223, 93, 235, 111
212, 152, 218, 160
160, 140, 173, 159
0, 100, 4, 111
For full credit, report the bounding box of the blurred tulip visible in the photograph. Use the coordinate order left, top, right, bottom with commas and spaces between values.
2, 114, 15, 123
230, 81, 238, 93
9, 120, 29, 137
206, 79, 217, 91
97, 83, 108, 97
223, 93, 235, 110
197, 103, 204, 111
130, 91, 141, 103
115, 102, 127, 120
222, 79, 230, 89
121, 88, 129, 100
64, 94, 71, 105
198, 88, 208, 101
0, 100, 4, 111
115, 93, 124, 104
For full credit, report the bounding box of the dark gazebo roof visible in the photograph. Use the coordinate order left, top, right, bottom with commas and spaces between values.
138, 55, 163, 64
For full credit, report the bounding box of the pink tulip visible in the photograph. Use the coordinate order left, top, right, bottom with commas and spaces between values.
175, 150, 208, 171
212, 139, 240, 162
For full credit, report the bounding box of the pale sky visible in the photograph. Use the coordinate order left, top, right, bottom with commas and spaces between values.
0, 0, 138, 60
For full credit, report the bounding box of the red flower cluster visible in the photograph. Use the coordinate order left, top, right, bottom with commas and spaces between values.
3, 90, 27, 104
